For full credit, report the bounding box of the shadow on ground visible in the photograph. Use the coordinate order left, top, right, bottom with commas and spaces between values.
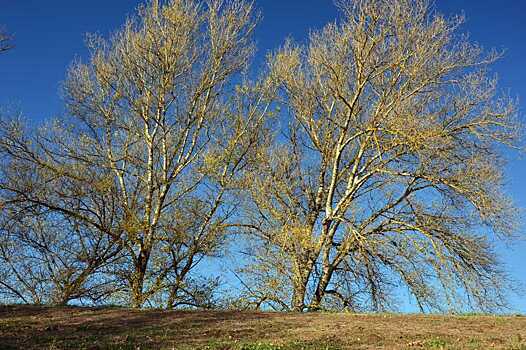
1, 305, 525, 349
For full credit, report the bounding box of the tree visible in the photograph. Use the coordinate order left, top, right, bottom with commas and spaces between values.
0, 115, 125, 305
240, 0, 521, 312
0, 204, 122, 305
0, 0, 271, 308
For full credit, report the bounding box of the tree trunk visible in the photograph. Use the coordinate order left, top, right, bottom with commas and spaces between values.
130, 248, 150, 308
308, 265, 334, 311
51, 294, 70, 307
130, 273, 145, 308
291, 282, 307, 312
291, 265, 311, 312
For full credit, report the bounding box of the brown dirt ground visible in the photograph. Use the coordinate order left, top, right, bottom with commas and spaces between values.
0, 305, 525, 349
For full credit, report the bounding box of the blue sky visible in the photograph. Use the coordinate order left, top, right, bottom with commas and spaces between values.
1, 1, 525, 312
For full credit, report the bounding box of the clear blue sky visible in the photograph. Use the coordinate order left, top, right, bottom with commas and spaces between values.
1, 1, 525, 312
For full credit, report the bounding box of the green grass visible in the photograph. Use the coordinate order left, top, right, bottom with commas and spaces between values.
425, 337, 449, 348
177, 342, 342, 350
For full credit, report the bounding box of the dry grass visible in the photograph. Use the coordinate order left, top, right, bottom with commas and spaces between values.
0, 305, 525, 349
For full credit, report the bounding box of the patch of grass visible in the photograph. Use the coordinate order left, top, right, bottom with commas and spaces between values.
465, 337, 482, 349
508, 344, 526, 350
507, 334, 526, 350
425, 338, 449, 349
175, 341, 341, 350
457, 312, 492, 317
239, 342, 341, 350
239, 343, 286, 350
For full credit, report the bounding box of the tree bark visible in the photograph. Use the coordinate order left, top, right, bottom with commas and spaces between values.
130, 248, 150, 308
291, 265, 311, 312
291, 282, 307, 312
308, 265, 334, 311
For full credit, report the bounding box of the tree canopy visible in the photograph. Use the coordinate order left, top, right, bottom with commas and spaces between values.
0, 0, 522, 312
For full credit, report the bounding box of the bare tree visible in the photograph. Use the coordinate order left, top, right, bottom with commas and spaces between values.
0, 115, 125, 305
0, 0, 271, 308
0, 206, 122, 305
241, 0, 521, 312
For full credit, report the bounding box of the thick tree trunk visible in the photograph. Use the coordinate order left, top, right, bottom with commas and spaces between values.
130, 274, 145, 308
291, 265, 311, 312
308, 265, 334, 311
291, 282, 307, 312
130, 248, 150, 308
51, 295, 70, 307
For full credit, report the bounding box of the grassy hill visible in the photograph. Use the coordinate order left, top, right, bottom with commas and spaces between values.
0, 305, 525, 349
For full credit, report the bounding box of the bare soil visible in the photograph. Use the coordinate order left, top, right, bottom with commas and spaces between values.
0, 305, 525, 349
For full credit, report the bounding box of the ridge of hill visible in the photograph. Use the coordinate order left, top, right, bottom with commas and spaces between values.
1, 305, 525, 349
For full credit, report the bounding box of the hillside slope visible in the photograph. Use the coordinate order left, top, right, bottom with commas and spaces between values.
0, 305, 525, 349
